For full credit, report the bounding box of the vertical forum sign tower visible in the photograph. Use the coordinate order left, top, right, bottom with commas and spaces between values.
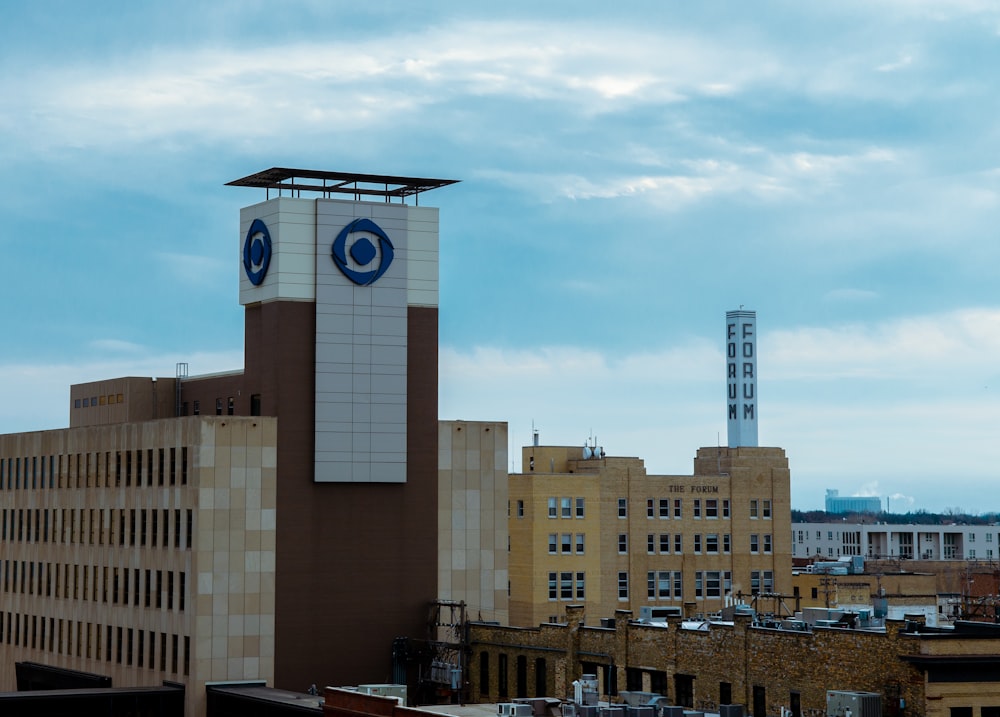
726, 309, 758, 448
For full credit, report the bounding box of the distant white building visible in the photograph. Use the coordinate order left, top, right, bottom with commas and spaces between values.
824, 489, 881, 514
793, 521, 1000, 561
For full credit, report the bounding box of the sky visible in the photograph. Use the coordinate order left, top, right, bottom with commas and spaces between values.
1, 1, 999, 512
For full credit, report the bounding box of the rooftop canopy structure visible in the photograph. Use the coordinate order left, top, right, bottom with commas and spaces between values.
226, 167, 458, 204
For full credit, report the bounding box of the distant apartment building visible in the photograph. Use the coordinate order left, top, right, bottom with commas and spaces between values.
825, 489, 882, 515
508, 442, 792, 626
793, 522, 1000, 561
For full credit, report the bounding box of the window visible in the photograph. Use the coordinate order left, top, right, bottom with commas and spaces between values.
192, 400, 200, 415
659, 534, 670, 553
575, 572, 585, 599
548, 498, 557, 519
657, 571, 671, 598
647, 534, 655, 554
693, 500, 701, 518
706, 534, 719, 553
693, 534, 702, 553
560, 572, 573, 599
548, 534, 557, 554
695, 572, 703, 598
750, 534, 759, 553
674, 534, 682, 553
751, 571, 761, 594
659, 499, 669, 518
227, 397, 234, 415
673, 499, 682, 518
762, 500, 771, 519
723, 499, 730, 518
764, 534, 772, 553
548, 573, 557, 600
250, 394, 261, 416
750, 500, 758, 518
575, 498, 585, 518
617, 572, 629, 599
763, 571, 773, 592
724, 534, 731, 553
647, 572, 656, 599
705, 571, 722, 598
517, 501, 524, 518
706, 499, 718, 518
647, 499, 655, 518
561, 498, 572, 518
618, 534, 628, 554
618, 499, 627, 518
969, 533, 976, 543
561, 534, 572, 554
215, 398, 223, 416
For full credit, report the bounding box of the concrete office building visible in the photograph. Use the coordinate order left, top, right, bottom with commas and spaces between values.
793, 522, 1000, 561
507, 310, 793, 626
0, 169, 457, 716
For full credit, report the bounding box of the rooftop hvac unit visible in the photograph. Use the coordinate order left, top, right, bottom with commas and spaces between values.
662, 706, 686, 717
720, 705, 744, 717
498, 704, 534, 717
628, 706, 655, 717
358, 684, 407, 706
827, 691, 881, 717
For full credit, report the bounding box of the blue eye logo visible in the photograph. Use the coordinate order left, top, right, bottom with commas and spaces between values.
331, 218, 395, 286
243, 218, 272, 286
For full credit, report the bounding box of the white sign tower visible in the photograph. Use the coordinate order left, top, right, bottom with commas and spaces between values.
726, 309, 758, 447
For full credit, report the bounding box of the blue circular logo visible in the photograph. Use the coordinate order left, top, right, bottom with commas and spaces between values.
243, 218, 272, 286
331, 218, 395, 286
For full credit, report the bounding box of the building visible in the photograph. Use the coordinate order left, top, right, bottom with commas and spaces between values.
437, 420, 510, 625
0, 169, 458, 716
468, 605, 1000, 717
508, 444, 792, 627
507, 309, 792, 627
793, 521, 1000, 561
825, 489, 882, 515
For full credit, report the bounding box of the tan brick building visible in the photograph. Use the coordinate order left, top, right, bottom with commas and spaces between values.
508, 443, 792, 626
468, 606, 1000, 717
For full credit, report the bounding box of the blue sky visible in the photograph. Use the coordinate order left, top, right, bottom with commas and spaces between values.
2, 1, 999, 511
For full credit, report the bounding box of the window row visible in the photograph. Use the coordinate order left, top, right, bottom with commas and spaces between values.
620, 498, 772, 519
644, 498, 732, 519
0, 560, 186, 611
0, 447, 189, 491
615, 569, 779, 602
547, 497, 586, 519
547, 571, 586, 600
73, 393, 124, 409
548, 533, 585, 554
1, 507, 193, 549
0, 612, 189, 675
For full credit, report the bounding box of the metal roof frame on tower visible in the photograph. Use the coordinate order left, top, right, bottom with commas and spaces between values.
226, 168, 459, 204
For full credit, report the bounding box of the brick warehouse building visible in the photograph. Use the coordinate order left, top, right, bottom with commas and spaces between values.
0, 169, 458, 716
468, 605, 1000, 717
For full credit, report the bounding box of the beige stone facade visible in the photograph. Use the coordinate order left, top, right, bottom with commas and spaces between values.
0, 415, 277, 717
508, 445, 791, 626
437, 420, 509, 625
